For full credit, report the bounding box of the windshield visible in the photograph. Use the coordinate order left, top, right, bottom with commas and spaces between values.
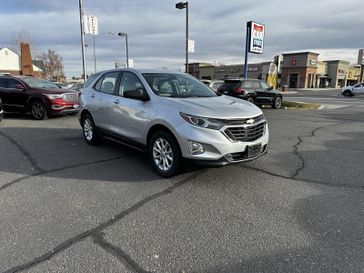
261, 81, 270, 89
19, 77, 60, 89
142, 73, 217, 98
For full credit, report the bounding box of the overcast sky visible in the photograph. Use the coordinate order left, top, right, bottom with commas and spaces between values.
0, 0, 363, 77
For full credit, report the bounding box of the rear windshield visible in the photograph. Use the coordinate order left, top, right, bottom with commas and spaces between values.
219, 80, 241, 90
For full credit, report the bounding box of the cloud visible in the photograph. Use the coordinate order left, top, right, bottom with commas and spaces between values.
0, 0, 363, 77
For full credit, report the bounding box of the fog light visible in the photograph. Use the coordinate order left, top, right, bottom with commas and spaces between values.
188, 141, 205, 155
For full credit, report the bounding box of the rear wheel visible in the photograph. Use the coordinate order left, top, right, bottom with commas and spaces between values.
149, 130, 182, 178
343, 90, 352, 97
272, 96, 282, 109
31, 100, 47, 120
246, 96, 255, 104
82, 114, 101, 145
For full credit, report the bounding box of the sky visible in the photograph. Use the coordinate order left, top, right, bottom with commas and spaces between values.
0, 0, 363, 77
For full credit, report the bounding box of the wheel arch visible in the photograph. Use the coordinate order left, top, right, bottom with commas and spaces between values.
146, 124, 181, 154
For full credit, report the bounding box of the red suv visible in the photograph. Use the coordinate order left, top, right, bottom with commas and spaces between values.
0, 76, 80, 120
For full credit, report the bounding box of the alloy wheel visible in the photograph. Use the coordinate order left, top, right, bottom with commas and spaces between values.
31, 102, 46, 119
83, 118, 94, 142
152, 138, 174, 171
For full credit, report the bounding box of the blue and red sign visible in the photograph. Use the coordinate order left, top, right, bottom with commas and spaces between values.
248, 21, 265, 54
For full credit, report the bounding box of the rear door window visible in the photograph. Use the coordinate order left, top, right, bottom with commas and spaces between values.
94, 72, 120, 95
242, 81, 253, 89
7, 79, 22, 89
0, 78, 8, 88
252, 81, 261, 89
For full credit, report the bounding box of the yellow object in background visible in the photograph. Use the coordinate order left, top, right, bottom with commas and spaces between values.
267, 63, 278, 89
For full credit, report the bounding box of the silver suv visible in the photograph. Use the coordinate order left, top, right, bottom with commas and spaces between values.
79, 69, 269, 177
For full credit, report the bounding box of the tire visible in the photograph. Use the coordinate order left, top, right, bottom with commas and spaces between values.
31, 100, 47, 120
81, 114, 101, 145
149, 130, 182, 178
343, 90, 352, 97
246, 96, 255, 104
272, 96, 282, 109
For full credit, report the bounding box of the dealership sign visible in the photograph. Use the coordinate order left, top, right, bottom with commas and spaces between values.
84, 15, 98, 35
248, 21, 265, 54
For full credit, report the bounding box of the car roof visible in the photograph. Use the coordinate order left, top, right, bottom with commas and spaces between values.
96, 68, 186, 75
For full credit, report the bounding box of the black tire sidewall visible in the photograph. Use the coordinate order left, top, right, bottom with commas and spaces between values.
343, 90, 352, 97
31, 100, 47, 120
247, 96, 255, 104
273, 97, 282, 109
149, 131, 181, 178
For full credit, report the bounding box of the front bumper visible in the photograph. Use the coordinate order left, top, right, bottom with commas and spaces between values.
175, 120, 269, 164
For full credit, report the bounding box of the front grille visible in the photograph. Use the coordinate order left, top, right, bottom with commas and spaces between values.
64, 93, 79, 103
224, 122, 265, 142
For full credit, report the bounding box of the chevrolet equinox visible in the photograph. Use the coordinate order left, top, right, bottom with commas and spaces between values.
79, 69, 269, 177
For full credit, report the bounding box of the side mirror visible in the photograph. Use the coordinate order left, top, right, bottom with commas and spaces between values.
15, 84, 26, 91
124, 88, 150, 101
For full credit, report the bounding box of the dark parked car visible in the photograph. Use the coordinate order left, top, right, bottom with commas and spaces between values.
0, 97, 3, 122
217, 79, 283, 109
0, 76, 80, 120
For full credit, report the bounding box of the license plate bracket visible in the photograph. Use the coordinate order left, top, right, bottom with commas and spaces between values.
247, 143, 262, 158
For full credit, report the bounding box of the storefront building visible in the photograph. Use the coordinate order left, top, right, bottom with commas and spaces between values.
280, 52, 319, 89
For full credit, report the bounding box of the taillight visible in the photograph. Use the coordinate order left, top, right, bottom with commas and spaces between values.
233, 87, 246, 94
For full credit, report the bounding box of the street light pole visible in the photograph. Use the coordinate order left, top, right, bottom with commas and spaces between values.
176, 2, 189, 73
93, 35, 96, 73
118, 32, 129, 68
78, 0, 87, 82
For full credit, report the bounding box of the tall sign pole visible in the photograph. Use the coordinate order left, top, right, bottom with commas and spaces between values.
185, 2, 189, 73
244, 23, 251, 79
78, 0, 87, 82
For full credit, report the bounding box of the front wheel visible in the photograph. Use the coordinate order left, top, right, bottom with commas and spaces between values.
272, 97, 282, 109
149, 131, 182, 178
31, 100, 47, 120
246, 96, 255, 104
343, 90, 352, 97
82, 114, 101, 145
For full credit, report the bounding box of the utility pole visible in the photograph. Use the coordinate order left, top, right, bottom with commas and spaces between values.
176, 2, 189, 73
78, 0, 87, 82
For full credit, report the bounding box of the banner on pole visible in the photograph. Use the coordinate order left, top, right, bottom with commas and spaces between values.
84, 15, 98, 35
248, 21, 265, 54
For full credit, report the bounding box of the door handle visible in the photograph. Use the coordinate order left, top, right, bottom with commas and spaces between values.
113, 100, 120, 104
91, 94, 95, 98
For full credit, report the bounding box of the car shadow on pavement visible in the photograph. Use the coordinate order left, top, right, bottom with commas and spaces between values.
0, 126, 206, 184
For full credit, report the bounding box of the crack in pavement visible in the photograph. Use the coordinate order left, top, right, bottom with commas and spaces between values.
92, 231, 151, 273
0, 131, 44, 173
0, 154, 134, 193
3, 170, 206, 273
241, 120, 362, 189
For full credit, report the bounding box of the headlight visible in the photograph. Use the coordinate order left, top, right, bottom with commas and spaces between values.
180, 113, 223, 130
45, 94, 65, 100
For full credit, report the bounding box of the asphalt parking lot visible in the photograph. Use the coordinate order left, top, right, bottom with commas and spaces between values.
1, 96, 364, 273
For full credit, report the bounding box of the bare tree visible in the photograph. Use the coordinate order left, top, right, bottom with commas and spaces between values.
11, 29, 38, 56
38, 49, 65, 81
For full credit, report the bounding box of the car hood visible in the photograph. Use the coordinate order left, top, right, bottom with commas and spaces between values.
158, 95, 263, 119
30, 87, 78, 94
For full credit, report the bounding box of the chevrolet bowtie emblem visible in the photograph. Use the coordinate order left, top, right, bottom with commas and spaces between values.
246, 119, 255, 124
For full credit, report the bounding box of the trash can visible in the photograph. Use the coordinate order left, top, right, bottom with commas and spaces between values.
282, 85, 288, 92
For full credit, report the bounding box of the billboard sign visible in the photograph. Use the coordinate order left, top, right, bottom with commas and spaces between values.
248, 21, 265, 54
358, 49, 364, 65
188, 39, 195, 53
84, 15, 98, 35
